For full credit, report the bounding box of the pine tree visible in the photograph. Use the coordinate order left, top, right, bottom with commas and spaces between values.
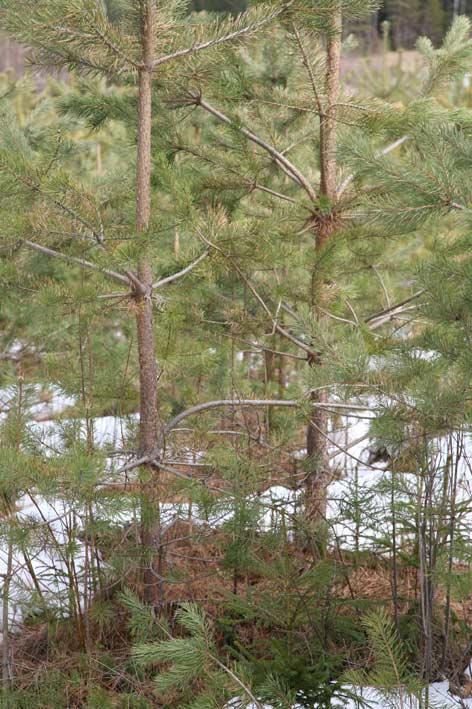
0, 0, 289, 606
344, 609, 425, 707
2, 1, 472, 703
170, 0, 381, 536
335, 14, 472, 680
168, 4, 472, 540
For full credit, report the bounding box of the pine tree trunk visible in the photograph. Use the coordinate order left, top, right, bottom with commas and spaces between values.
305, 6, 342, 535
2, 537, 13, 693
135, 0, 163, 605
319, 10, 341, 201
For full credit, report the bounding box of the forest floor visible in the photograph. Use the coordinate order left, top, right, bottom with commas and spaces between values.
6, 530, 472, 707
3, 397, 472, 705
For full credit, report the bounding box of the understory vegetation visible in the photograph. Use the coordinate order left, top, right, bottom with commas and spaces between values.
2, 0, 472, 707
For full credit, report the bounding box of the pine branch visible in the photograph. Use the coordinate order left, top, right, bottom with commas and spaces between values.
124, 269, 146, 294
0, 0, 140, 77
163, 398, 299, 435
232, 336, 306, 361
48, 195, 105, 246
194, 95, 318, 202
309, 418, 387, 473
163, 398, 371, 435
365, 289, 426, 327
175, 144, 300, 206
150, 4, 291, 69
419, 16, 472, 96
291, 22, 323, 116
153, 249, 208, 288
0, 145, 105, 244
210, 655, 263, 709
337, 135, 409, 197
80, 3, 139, 70
22, 239, 131, 287
196, 230, 315, 356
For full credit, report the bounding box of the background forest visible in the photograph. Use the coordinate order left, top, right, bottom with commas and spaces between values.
2, 0, 472, 707
0, 0, 471, 67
